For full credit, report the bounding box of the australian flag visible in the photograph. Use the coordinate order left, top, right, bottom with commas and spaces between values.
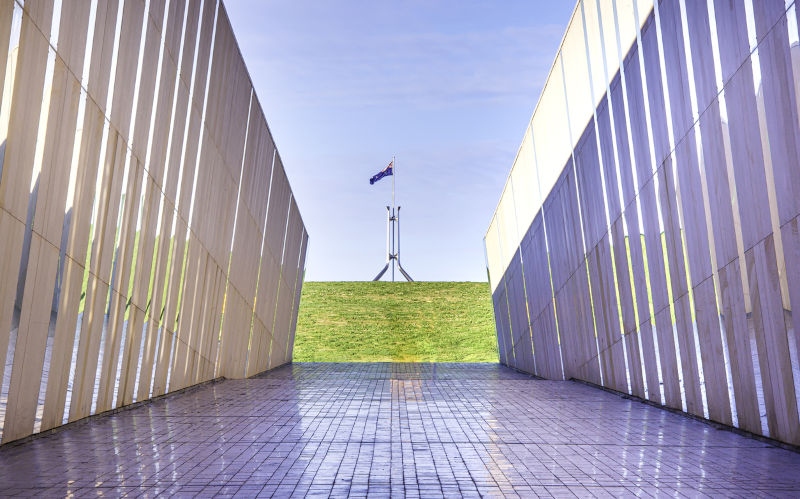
369, 161, 393, 185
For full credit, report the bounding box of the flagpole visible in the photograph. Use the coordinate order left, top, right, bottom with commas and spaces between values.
372, 155, 413, 282
393, 156, 396, 281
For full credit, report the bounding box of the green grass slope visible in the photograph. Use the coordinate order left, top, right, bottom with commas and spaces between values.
293, 282, 498, 363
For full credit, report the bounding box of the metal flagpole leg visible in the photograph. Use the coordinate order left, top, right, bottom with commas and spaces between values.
391, 207, 395, 282
396, 205, 414, 282
372, 205, 391, 281
373, 263, 390, 281
385, 205, 390, 264
397, 205, 400, 260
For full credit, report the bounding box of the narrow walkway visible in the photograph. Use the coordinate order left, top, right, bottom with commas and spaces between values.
1, 363, 799, 497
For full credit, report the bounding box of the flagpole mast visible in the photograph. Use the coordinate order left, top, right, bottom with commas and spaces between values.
392, 155, 396, 282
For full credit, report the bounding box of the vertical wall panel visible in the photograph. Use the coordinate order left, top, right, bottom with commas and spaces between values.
661, 162, 701, 414
782, 218, 800, 415
596, 97, 620, 220
96, 160, 144, 412
86, 0, 119, 115
609, 75, 636, 208
623, 46, 653, 193
719, 258, 762, 435
280, 210, 304, 363
747, 237, 799, 444
685, 0, 716, 113
129, 15, 160, 161
69, 132, 127, 422
713, 0, 751, 85
521, 212, 563, 379
506, 254, 531, 372
520, 216, 546, 322
659, 0, 692, 144
725, 64, 772, 251
109, 0, 145, 144
611, 218, 644, 398
574, 122, 604, 250
675, 137, 712, 283
285, 230, 308, 364
640, 12, 669, 168
492, 288, 507, 367
700, 100, 738, 268
494, 282, 512, 367
542, 302, 563, 380
0, 13, 51, 389
282, 200, 304, 308
760, 23, 800, 226
591, 236, 626, 392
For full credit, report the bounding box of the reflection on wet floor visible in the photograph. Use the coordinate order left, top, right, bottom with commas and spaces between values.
0, 362, 798, 497
0, 315, 135, 435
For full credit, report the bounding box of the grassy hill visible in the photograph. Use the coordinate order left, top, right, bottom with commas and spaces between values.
293, 282, 498, 363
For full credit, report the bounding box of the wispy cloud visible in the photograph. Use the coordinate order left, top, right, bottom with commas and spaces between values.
238, 23, 564, 110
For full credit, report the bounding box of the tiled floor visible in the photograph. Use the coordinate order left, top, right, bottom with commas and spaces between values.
0, 362, 798, 497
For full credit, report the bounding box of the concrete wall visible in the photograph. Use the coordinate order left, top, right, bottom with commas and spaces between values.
0, 0, 308, 444
486, 0, 800, 446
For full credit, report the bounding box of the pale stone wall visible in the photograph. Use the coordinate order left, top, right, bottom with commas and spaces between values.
487, 0, 800, 446
0, 0, 308, 444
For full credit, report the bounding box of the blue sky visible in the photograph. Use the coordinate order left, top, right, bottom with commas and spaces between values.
224, 1, 575, 281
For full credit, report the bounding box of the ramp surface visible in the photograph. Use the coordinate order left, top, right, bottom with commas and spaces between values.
0, 363, 798, 496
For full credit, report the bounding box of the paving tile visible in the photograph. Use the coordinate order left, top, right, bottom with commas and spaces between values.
0, 362, 798, 497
